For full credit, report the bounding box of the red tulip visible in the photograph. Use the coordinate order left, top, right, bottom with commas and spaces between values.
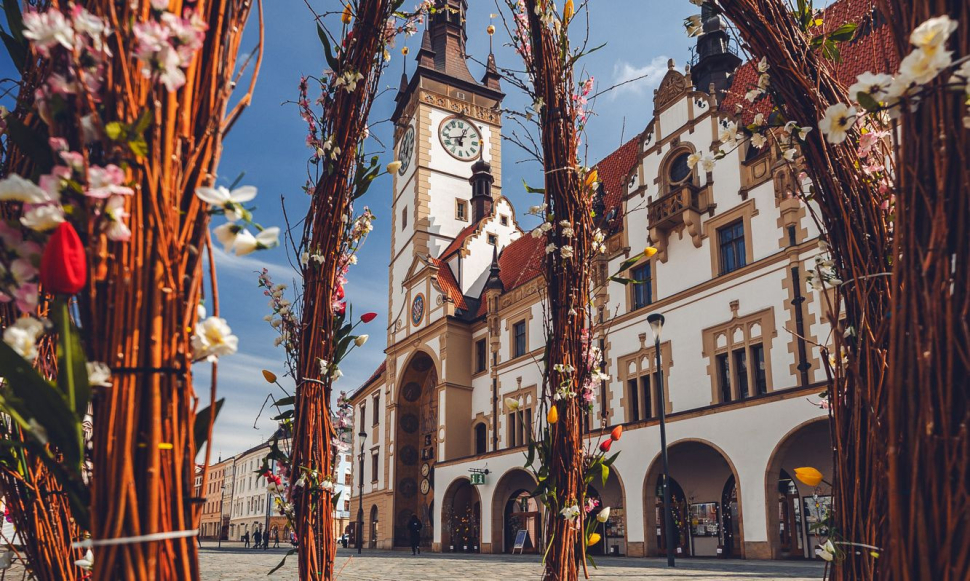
39, 222, 86, 295
360, 312, 378, 323
599, 439, 613, 453
610, 425, 623, 441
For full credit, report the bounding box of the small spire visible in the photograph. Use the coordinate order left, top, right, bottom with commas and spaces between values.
417, 28, 435, 68
486, 245, 503, 292
482, 52, 501, 91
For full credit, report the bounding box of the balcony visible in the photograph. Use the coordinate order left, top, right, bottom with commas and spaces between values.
647, 183, 713, 261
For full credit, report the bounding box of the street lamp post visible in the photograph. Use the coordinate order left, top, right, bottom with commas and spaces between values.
357, 429, 367, 555
648, 313, 676, 567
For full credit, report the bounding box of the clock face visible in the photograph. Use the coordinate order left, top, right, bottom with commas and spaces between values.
421, 463, 430, 477
411, 294, 425, 326
439, 117, 482, 161
398, 126, 414, 175
420, 478, 430, 495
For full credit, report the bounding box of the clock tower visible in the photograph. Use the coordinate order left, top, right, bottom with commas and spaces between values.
388, 0, 504, 338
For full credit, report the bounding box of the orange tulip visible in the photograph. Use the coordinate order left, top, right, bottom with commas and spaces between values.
610, 425, 623, 441
262, 370, 277, 384
341, 4, 352, 23
585, 168, 599, 188
794, 466, 823, 487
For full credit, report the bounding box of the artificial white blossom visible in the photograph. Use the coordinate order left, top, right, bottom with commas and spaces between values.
20, 203, 65, 231
191, 316, 239, 361
86, 361, 112, 387
0, 174, 52, 203
74, 549, 94, 571
232, 227, 280, 256
195, 185, 257, 222
3, 317, 45, 361
818, 103, 857, 144
718, 122, 738, 145
560, 504, 581, 521
386, 160, 402, 174
750, 133, 767, 149
848, 71, 893, 102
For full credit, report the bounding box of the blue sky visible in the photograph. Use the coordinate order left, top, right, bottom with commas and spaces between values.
1, 1, 699, 458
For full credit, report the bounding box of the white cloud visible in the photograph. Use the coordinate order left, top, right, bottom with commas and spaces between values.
608, 56, 670, 100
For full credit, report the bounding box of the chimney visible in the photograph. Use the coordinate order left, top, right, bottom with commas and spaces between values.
469, 159, 494, 222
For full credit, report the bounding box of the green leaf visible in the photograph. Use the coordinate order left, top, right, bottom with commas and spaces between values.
615, 251, 645, 273
317, 25, 339, 72
522, 179, 545, 194
0, 29, 26, 72
134, 109, 153, 134
856, 91, 881, 112
331, 490, 342, 508
0, 342, 83, 469
603, 451, 621, 467
194, 398, 225, 454
524, 442, 535, 468
609, 276, 637, 286
129, 137, 148, 158
105, 122, 125, 141
5, 117, 53, 176
2, 0, 24, 40
274, 395, 295, 408
53, 298, 90, 418
600, 462, 609, 488
268, 548, 298, 575
827, 22, 858, 42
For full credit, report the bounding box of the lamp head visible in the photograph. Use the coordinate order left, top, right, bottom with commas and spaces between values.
358, 431, 367, 439
647, 313, 665, 341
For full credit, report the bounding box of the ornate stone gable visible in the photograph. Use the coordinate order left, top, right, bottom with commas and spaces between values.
653, 60, 690, 113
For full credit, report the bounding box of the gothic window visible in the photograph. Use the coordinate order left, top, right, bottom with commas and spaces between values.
703, 309, 776, 404
751, 343, 768, 395
717, 353, 732, 403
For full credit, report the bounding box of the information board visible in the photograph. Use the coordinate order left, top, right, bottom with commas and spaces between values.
512, 529, 529, 554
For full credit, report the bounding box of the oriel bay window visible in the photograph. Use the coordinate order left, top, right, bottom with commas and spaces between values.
703, 308, 776, 404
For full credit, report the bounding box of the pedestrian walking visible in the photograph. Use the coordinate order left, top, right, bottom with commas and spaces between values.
273, 528, 280, 548
407, 514, 423, 555
242, 531, 250, 548
253, 528, 262, 549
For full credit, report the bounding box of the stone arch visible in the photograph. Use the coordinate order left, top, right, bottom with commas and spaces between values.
393, 350, 439, 548
490, 468, 541, 553
642, 437, 745, 558
586, 463, 629, 556
440, 477, 482, 552
764, 416, 832, 559
657, 142, 700, 195
369, 504, 379, 549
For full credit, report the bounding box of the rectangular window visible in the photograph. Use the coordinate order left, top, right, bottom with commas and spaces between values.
640, 375, 652, 419
487, 233, 498, 245
631, 263, 652, 310
372, 395, 380, 426
513, 321, 527, 358
475, 339, 487, 373
734, 348, 749, 399
717, 353, 732, 403
371, 453, 379, 483
456, 199, 467, 221
500, 215, 509, 226
627, 378, 640, 422
360, 404, 366, 433
718, 220, 747, 275
751, 343, 768, 395
524, 409, 533, 443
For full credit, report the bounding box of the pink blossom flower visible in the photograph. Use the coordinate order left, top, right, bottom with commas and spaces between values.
86, 164, 134, 198
13, 282, 39, 313
22, 9, 75, 56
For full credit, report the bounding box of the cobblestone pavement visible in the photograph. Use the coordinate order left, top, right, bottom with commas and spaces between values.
199, 542, 825, 580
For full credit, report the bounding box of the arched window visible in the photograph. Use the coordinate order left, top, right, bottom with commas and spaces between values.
474, 423, 488, 455
668, 152, 692, 184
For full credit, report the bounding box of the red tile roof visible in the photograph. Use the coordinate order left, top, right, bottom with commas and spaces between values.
439, 220, 485, 259
597, 136, 641, 215
474, 234, 546, 317
720, 1, 898, 120
428, 257, 468, 310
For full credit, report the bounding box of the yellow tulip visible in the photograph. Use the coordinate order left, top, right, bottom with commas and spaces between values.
643, 246, 658, 259
262, 369, 277, 384
547, 406, 559, 424
563, 0, 575, 24
794, 466, 823, 487
587, 532, 601, 546
341, 4, 352, 24
584, 168, 598, 188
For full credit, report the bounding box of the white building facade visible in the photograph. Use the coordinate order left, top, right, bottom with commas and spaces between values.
348, 0, 864, 560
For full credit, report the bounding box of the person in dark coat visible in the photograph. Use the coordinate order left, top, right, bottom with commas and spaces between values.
242, 531, 250, 547
407, 515, 423, 555
253, 528, 262, 549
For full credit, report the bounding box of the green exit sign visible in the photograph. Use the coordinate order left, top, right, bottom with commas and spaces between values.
469, 472, 486, 486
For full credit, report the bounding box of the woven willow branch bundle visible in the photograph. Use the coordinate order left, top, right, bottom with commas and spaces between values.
0, 0, 262, 578
291, 2, 396, 579
713, 1, 968, 579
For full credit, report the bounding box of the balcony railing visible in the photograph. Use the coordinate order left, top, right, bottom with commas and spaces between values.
648, 184, 703, 229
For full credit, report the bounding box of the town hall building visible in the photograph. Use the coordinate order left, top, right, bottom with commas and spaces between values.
347, 0, 884, 560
